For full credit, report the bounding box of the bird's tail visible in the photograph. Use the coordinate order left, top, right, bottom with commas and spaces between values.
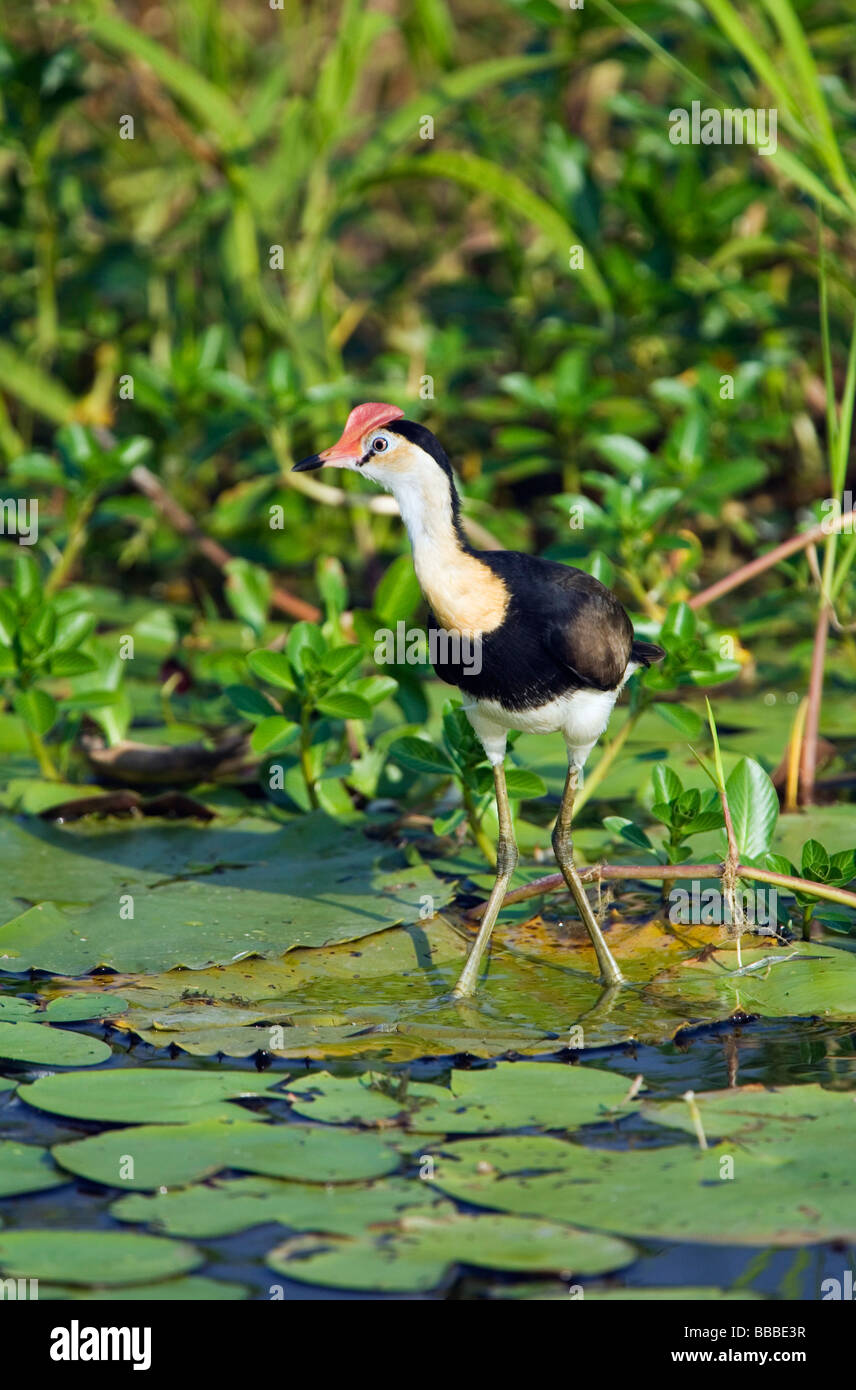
631, 639, 666, 666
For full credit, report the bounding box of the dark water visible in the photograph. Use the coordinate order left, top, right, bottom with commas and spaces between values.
2, 1011, 855, 1301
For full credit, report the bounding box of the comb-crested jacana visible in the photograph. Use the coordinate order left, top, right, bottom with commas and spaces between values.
295, 403, 665, 997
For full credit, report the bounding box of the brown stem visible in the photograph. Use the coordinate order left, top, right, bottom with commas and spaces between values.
799, 602, 831, 805
130, 464, 320, 622
689, 510, 856, 611
465, 861, 856, 918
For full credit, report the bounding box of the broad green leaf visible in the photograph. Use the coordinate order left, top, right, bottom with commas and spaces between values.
247, 650, 296, 690
315, 692, 372, 720
389, 736, 456, 776
725, 757, 779, 858
0, 1231, 200, 1286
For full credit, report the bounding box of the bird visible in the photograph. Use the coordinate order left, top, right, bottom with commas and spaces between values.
294, 402, 665, 998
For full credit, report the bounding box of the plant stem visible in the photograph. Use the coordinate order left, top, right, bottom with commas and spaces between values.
466, 860, 856, 918
299, 707, 319, 810
26, 726, 60, 781
462, 783, 497, 867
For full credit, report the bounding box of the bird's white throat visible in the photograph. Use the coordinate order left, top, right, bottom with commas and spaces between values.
366, 454, 508, 635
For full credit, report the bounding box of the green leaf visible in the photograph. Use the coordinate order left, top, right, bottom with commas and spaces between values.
603, 816, 654, 851
320, 645, 364, 682
801, 839, 831, 882
390, 736, 456, 776
51, 610, 95, 652
286, 621, 325, 676
315, 692, 372, 720
224, 559, 272, 636
593, 434, 650, 472
504, 768, 548, 800
249, 716, 299, 755
652, 702, 703, 738
0, 1020, 111, 1067
86, 12, 251, 151
48, 651, 98, 677
13, 688, 57, 737
725, 757, 779, 859
766, 853, 798, 880
373, 554, 423, 624
0, 1231, 200, 1286
13, 551, 41, 602
247, 650, 296, 691
367, 150, 610, 312
226, 684, 279, 719
351, 675, 398, 706
652, 765, 682, 806
52, 1120, 399, 1191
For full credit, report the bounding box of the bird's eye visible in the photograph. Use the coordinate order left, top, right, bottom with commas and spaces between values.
371, 435, 389, 453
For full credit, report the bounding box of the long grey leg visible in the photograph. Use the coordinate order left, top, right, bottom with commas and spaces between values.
452, 760, 518, 999
552, 765, 624, 985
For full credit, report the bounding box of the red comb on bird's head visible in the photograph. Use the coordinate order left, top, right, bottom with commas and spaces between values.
293, 402, 405, 470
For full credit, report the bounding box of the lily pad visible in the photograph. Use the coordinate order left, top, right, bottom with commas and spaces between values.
0, 1230, 201, 1285
18, 1068, 285, 1125
0, 1020, 111, 1066
0, 1141, 66, 1197
112, 1175, 453, 1238
0, 998, 38, 1020
41, 993, 129, 1023
37, 1276, 249, 1300
651, 942, 856, 1020
0, 815, 454, 974
52, 1119, 401, 1190
287, 1062, 633, 1133
267, 1210, 635, 1292
643, 1082, 856, 1146
432, 1131, 856, 1246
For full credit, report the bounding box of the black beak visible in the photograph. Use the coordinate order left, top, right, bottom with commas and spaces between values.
292, 454, 324, 472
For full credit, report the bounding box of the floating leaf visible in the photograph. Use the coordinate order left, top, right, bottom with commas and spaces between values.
113, 1175, 451, 1239
0, 1021, 111, 1067
52, 1120, 400, 1190
0, 815, 454, 973
267, 1210, 634, 1292
18, 1068, 283, 1125
433, 1130, 856, 1245
0, 1230, 200, 1286
0, 1141, 66, 1198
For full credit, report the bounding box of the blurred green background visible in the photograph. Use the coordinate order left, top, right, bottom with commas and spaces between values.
2, 0, 854, 612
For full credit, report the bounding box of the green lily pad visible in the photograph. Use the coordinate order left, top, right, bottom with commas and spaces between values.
0, 1020, 111, 1066
651, 942, 856, 1020
37, 1276, 249, 1301
643, 1082, 856, 1145
112, 1175, 453, 1238
287, 1062, 634, 1133
41, 993, 129, 1023
487, 1283, 764, 1300
0, 1141, 66, 1197
52, 1119, 401, 1191
267, 1210, 635, 1292
18, 1067, 285, 1125
432, 1130, 856, 1246
0, 1230, 200, 1285
0, 998, 38, 1020
0, 815, 454, 974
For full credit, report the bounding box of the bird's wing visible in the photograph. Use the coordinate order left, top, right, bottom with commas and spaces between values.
540, 567, 634, 691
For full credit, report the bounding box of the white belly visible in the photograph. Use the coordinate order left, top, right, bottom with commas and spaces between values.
464, 663, 637, 768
